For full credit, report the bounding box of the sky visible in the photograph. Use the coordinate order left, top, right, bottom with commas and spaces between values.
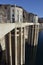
0, 0, 43, 17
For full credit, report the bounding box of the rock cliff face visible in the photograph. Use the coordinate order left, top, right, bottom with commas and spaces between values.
0, 5, 11, 23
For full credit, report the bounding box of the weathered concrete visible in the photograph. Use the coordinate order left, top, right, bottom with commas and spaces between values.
28, 25, 39, 46
0, 23, 39, 65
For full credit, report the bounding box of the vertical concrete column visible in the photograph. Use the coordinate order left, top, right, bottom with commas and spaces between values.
34, 25, 37, 46
21, 27, 23, 65
31, 25, 34, 46
28, 26, 31, 45
36, 25, 39, 45
23, 27, 25, 64
34, 25, 39, 46
15, 28, 17, 65
9, 32, 12, 65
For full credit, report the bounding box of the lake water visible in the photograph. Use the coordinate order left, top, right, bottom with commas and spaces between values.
25, 31, 43, 65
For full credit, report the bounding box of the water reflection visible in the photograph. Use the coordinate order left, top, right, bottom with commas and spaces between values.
25, 31, 43, 65
35, 31, 43, 65
25, 41, 37, 65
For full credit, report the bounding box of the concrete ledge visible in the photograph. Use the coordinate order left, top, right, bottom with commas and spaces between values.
0, 23, 40, 39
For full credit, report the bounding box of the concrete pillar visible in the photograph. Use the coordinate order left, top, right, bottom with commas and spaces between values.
17, 28, 21, 65
21, 27, 23, 65
23, 27, 25, 64
31, 25, 34, 46
9, 32, 12, 65
15, 27, 25, 65
28, 26, 31, 45
28, 25, 33, 45
33, 15, 38, 23
34, 25, 39, 46
28, 24, 39, 46
15, 28, 17, 65
36, 25, 39, 45
34, 25, 36, 46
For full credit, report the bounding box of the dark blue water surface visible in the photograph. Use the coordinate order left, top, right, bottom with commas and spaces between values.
36, 31, 43, 65
25, 31, 43, 65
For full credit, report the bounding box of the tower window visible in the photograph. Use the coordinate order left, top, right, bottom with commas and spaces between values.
5, 6, 7, 9
12, 18, 15, 23
12, 9, 14, 13
12, 14, 14, 17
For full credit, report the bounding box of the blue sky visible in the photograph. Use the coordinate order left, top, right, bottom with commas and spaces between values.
0, 0, 43, 17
